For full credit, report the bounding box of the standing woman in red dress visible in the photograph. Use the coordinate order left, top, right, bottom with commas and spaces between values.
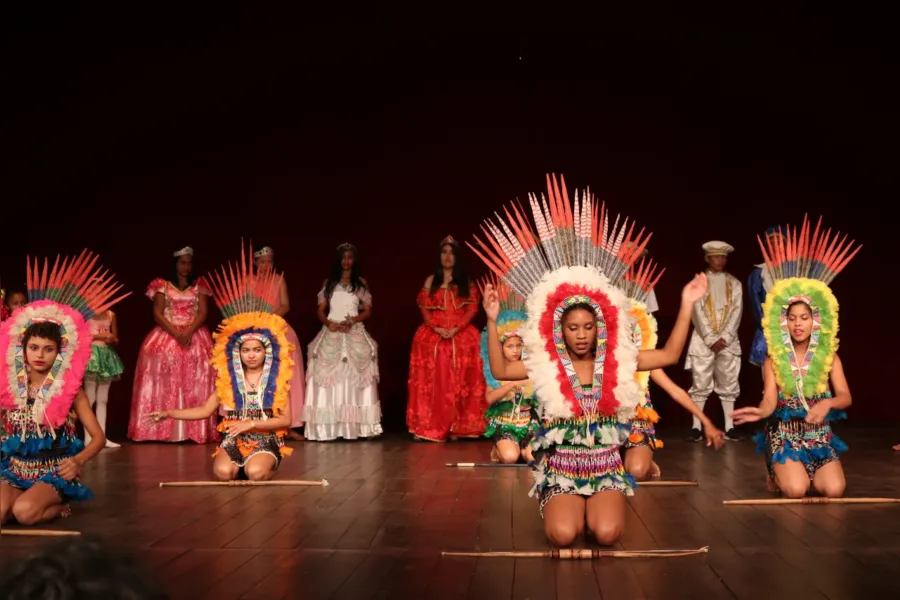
407, 236, 486, 442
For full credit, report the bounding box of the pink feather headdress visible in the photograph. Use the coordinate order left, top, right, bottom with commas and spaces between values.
0, 250, 130, 429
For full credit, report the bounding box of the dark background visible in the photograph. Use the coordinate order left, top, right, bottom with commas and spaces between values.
3, 7, 896, 439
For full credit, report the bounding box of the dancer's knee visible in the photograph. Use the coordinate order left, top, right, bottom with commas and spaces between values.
497, 446, 521, 464
213, 462, 237, 481
244, 463, 272, 482
778, 478, 810, 499
588, 518, 623, 546
11, 498, 45, 525
814, 473, 846, 498
544, 520, 582, 548
628, 461, 652, 481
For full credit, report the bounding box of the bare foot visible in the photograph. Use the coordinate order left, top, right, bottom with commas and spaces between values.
522, 448, 534, 463
766, 474, 779, 492
649, 461, 661, 480
490, 446, 500, 463
287, 431, 304, 441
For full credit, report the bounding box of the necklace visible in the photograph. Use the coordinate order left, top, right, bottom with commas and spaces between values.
245, 373, 262, 390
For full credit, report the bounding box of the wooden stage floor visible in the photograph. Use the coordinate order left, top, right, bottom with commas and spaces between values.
3, 425, 900, 599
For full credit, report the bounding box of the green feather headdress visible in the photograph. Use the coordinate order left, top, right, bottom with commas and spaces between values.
758, 215, 861, 402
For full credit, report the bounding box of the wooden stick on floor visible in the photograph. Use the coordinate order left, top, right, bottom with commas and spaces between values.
0, 529, 81, 537
158, 479, 329, 488
724, 497, 900, 505
638, 480, 699, 487
445, 462, 530, 468
442, 546, 709, 559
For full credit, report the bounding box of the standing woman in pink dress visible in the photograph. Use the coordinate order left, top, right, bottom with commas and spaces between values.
253, 246, 306, 441
127, 246, 218, 443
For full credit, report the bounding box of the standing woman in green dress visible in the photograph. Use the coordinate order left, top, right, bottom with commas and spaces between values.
84, 309, 125, 448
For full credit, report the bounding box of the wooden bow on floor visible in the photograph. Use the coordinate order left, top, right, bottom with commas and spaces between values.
442, 547, 709, 559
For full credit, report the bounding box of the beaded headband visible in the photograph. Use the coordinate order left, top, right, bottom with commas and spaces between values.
173, 246, 193, 258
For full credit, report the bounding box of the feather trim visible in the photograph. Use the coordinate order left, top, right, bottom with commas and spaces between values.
211, 312, 294, 415
523, 266, 639, 422
627, 300, 658, 393
762, 278, 838, 398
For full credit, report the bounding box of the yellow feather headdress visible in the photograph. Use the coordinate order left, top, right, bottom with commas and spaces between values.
206, 242, 293, 414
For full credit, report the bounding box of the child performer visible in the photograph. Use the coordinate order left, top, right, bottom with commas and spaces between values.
147, 244, 293, 481
1, 251, 129, 524
621, 265, 725, 480
472, 174, 707, 548
478, 274, 538, 464
733, 216, 857, 498
83, 309, 125, 448
0, 289, 9, 322
6, 289, 28, 313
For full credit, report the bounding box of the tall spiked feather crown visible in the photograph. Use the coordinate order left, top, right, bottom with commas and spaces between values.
478, 273, 528, 391
0, 251, 131, 428
207, 242, 294, 414
758, 215, 861, 401
468, 173, 650, 423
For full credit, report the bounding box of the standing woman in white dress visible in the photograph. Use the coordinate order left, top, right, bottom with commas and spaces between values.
304, 243, 382, 441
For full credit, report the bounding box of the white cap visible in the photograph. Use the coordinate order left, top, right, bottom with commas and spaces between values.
702, 241, 734, 256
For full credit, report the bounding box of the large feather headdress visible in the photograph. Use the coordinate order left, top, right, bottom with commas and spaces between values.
621, 255, 664, 393
0, 251, 130, 429
477, 273, 528, 391
468, 173, 650, 422
207, 242, 294, 414
758, 214, 861, 404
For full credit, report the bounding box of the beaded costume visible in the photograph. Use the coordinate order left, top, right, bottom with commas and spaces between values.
478, 274, 538, 448
752, 216, 860, 480
0, 251, 129, 512
469, 174, 652, 515
207, 245, 295, 470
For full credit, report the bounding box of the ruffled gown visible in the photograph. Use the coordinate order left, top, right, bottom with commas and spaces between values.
406, 285, 486, 441
84, 315, 124, 382
284, 323, 306, 429
127, 278, 218, 443
304, 284, 382, 440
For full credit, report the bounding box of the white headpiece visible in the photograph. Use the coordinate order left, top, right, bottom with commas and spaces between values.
469, 173, 661, 423
173, 246, 193, 258
702, 241, 734, 256
253, 246, 274, 259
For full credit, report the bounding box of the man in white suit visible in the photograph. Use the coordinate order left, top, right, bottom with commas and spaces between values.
685, 241, 743, 441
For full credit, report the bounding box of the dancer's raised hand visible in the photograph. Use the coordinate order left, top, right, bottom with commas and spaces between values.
681, 273, 708, 304
482, 284, 500, 321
